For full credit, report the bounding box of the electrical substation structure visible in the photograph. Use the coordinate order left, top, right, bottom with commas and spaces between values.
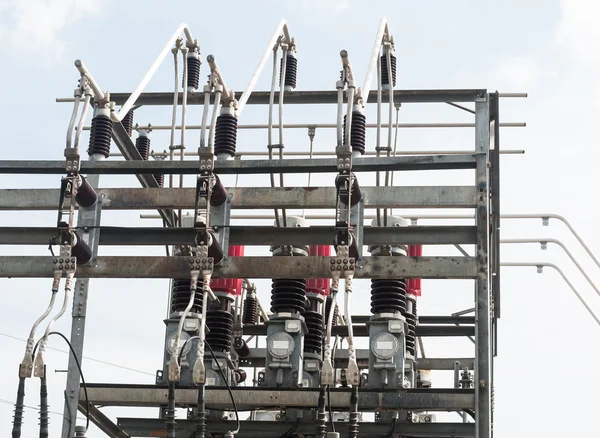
2, 19, 522, 438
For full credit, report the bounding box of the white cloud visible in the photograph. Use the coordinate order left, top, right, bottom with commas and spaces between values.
557, 0, 600, 64
300, 0, 350, 14
0, 0, 106, 59
494, 57, 542, 89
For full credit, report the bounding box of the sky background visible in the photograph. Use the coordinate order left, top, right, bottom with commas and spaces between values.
1, 0, 600, 437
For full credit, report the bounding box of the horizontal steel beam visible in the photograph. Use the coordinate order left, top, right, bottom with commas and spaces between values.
116, 418, 475, 437
0, 225, 477, 246
103, 89, 487, 106
0, 255, 477, 279
0, 186, 477, 210
239, 349, 475, 370
0, 155, 477, 175
350, 315, 475, 324
78, 402, 128, 438
81, 384, 475, 410
242, 325, 475, 337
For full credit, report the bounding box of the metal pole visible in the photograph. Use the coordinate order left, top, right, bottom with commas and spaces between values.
474, 96, 491, 438
361, 18, 389, 105
61, 173, 103, 438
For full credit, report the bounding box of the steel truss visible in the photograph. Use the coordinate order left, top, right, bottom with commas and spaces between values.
2, 87, 500, 438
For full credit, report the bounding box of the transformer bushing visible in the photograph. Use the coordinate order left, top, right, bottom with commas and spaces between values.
366, 215, 408, 390
263, 216, 309, 388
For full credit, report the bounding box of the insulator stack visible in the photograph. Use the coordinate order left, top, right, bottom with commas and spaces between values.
75, 175, 97, 208
210, 245, 244, 295
370, 279, 407, 315
343, 111, 366, 155
306, 245, 331, 295
184, 52, 201, 90
135, 133, 150, 161
280, 53, 297, 90
121, 110, 134, 137
325, 295, 338, 326
380, 53, 397, 88
154, 173, 165, 187
405, 296, 417, 356
64, 230, 92, 265
243, 293, 259, 325
205, 309, 234, 353
170, 279, 203, 314
270, 279, 307, 314
88, 115, 112, 158
210, 174, 227, 207
303, 310, 324, 356
214, 113, 238, 158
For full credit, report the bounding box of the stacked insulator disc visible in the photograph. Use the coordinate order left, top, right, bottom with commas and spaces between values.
75, 175, 97, 208
243, 294, 259, 325
135, 134, 150, 160
184, 53, 201, 90
214, 114, 238, 158
325, 296, 338, 326
88, 115, 112, 158
271, 279, 307, 314
370, 279, 407, 315
211, 246, 244, 295
280, 54, 297, 89
405, 296, 417, 356
380, 53, 397, 88
303, 310, 324, 356
343, 111, 366, 155
154, 173, 165, 187
205, 310, 234, 353
170, 279, 203, 313
121, 110, 134, 137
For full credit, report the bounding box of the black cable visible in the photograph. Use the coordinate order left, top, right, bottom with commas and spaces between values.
11, 374, 25, 438
386, 417, 397, 438
465, 409, 476, 420
165, 381, 176, 438
39, 365, 49, 438
326, 385, 335, 433
278, 418, 300, 438
63, 390, 72, 434
205, 341, 240, 434
34, 332, 90, 433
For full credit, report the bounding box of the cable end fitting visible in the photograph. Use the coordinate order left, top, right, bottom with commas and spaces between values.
33, 350, 45, 378
192, 356, 206, 385
167, 359, 181, 382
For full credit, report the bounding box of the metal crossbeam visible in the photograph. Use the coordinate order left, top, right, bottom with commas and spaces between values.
117, 418, 475, 437
80, 384, 475, 410
0, 155, 477, 175
242, 325, 474, 337
0, 225, 477, 246
96, 89, 488, 106
0, 255, 477, 278
0, 186, 477, 210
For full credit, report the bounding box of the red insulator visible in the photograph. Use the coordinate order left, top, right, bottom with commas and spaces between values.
211, 245, 244, 295
406, 245, 422, 297
306, 245, 331, 295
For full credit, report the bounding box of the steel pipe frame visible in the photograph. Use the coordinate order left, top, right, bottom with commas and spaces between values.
0, 186, 478, 211
116, 418, 475, 437
56, 89, 526, 105
242, 324, 474, 337
0, 225, 477, 247
0, 154, 477, 175
79, 384, 475, 410
0, 255, 477, 279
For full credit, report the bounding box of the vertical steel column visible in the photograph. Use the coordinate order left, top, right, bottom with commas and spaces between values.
474, 95, 491, 438
489, 92, 500, 345
61, 173, 103, 438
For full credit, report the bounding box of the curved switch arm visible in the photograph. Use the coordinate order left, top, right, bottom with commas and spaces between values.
360, 17, 391, 106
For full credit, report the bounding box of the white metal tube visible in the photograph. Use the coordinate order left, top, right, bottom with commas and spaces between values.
336, 86, 344, 147
501, 262, 600, 327
172, 274, 198, 371
208, 91, 222, 148
73, 94, 92, 151
199, 85, 211, 148
237, 19, 290, 117
501, 238, 600, 298
207, 55, 232, 102
168, 49, 180, 189
361, 18, 389, 106
114, 23, 195, 122
74, 60, 105, 101
345, 87, 356, 147
66, 94, 82, 149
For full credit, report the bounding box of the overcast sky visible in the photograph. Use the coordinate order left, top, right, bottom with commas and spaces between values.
1, 0, 600, 437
